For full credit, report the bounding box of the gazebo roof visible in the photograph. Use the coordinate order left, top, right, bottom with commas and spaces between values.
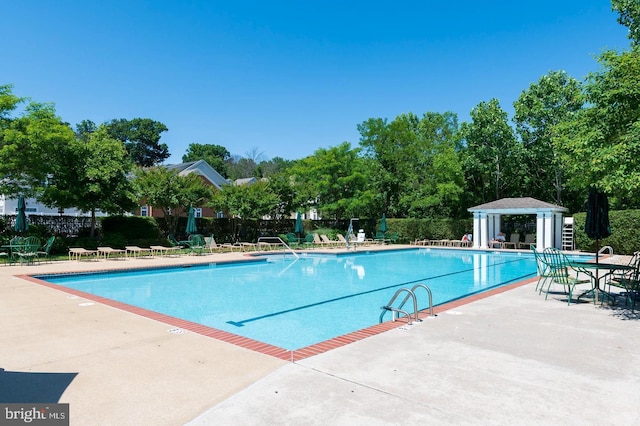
467, 197, 568, 214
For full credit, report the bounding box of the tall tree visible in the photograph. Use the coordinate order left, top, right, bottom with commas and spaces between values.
182, 143, 231, 177
613, 0, 640, 45
555, 47, 640, 209
0, 84, 23, 122
401, 111, 464, 218
75, 119, 97, 142
0, 101, 75, 198
106, 118, 169, 166
210, 179, 279, 220
461, 99, 522, 204
41, 126, 137, 237
513, 70, 583, 205
133, 166, 213, 235
288, 142, 375, 220
359, 111, 465, 218
358, 115, 415, 217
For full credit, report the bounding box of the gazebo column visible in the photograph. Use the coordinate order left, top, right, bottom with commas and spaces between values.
554, 213, 564, 249
536, 212, 545, 249
488, 213, 501, 240
473, 211, 489, 249
472, 212, 482, 248
536, 211, 555, 249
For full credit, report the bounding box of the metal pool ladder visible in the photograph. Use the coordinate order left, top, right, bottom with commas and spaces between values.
380, 283, 434, 325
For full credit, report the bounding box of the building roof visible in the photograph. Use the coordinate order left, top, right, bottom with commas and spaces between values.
467, 197, 568, 214
233, 177, 258, 186
165, 160, 230, 189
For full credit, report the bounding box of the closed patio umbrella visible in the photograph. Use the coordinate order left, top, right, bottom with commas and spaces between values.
185, 206, 197, 235
585, 187, 611, 260
14, 196, 28, 233
584, 187, 611, 302
294, 211, 304, 236
380, 213, 387, 233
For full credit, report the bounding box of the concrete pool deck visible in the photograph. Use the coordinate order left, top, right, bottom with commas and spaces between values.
1, 247, 640, 424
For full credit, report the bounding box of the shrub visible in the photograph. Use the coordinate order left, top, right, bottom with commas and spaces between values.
574, 209, 640, 255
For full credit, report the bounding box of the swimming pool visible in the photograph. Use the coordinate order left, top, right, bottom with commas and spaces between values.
36, 248, 543, 351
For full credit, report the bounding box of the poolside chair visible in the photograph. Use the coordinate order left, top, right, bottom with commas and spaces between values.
285, 233, 300, 248
97, 246, 126, 260
187, 234, 206, 255
502, 233, 520, 249
606, 251, 640, 310
519, 234, 536, 250
168, 235, 184, 248
68, 247, 98, 261
540, 248, 593, 305
373, 231, 387, 244
36, 236, 55, 263
336, 233, 349, 247
320, 234, 339, 248
13, 236, 40, 265
204, 235, 238, 253
149, 245, 182, 256
125, 246, 153, 258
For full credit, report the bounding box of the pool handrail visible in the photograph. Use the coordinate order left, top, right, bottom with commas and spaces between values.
257, 236, 299, 259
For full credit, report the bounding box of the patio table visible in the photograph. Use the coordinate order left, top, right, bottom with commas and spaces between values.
569, 261, 634, 304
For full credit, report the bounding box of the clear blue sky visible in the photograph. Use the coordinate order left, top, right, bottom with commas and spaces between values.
2, 1, 630, 164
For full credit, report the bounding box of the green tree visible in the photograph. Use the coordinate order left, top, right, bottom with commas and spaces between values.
358, 115, 416, 217
555, 47, 640, 208
288, 142, 375, 220
41, 126, 137, 237
0, 101, 76, 198
513, 70, 583, 205
401, 112, 464, 218
182, 143, 231, 177
461, 99, 523, 204
0, 84, 23, 122
106, 118, 169, 166
613, 0, 640, 45
359, 112, 465, 218
75, 119, 97, 142
210, 179, 279, 220
133, 166, 213, 235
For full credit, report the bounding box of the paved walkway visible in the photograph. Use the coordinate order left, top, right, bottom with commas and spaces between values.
1, 249, 640, 425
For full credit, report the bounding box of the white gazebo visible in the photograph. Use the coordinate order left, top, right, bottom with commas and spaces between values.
467, 197, 568, 250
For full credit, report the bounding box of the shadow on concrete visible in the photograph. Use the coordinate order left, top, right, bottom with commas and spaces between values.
0, 368, 77, 403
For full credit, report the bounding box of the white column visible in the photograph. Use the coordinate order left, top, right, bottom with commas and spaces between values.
479, 212, 489, 249
544, 212, 553, 249
536, 212, 545, 249
554, 213, 563, 249
473, 212, 481, 249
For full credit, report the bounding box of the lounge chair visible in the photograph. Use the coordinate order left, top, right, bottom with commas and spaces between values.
150, 245, 182, 256
320, 234, 339, 247
519, 234, 535, 250
125, 246, 153, 258
204, 236, 238, 253
502, 233, 520, 249
97, 246, 126, 259
68, 247, 98, 261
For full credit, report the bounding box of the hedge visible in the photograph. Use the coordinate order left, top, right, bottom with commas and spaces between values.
573, 209, 640, 255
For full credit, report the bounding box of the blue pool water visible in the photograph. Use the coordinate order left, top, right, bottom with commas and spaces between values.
39, 249, 543, 350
